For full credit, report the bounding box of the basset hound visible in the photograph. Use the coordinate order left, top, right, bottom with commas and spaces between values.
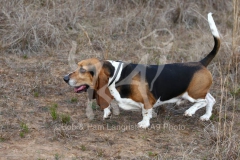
64, 13, 220, 128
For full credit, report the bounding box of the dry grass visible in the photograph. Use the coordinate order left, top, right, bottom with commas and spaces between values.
0, 0, 239, 159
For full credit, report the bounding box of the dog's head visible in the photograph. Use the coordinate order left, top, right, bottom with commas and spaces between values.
63, 58, 115, 109
63, 58, 115, 92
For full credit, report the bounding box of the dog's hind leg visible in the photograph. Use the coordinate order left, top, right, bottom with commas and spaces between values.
184, 99, 207, 117
183, 67, 213, 120
200, 93, 215, 121
182, 92, 207, 117
138, 107, 152, 128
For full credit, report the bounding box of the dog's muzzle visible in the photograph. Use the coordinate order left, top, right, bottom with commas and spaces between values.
63, 75, 70, 83
63, 74, 89, 93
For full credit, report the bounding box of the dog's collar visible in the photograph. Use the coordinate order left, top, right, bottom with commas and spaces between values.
108, 61, 122, 86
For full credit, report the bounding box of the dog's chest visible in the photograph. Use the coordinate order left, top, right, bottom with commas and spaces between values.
107, 60, 143, 111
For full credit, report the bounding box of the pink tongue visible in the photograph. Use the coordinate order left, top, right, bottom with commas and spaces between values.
74, 85, 86, 92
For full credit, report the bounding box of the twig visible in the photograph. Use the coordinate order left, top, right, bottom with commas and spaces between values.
139, 28, 174, 51
68, 41, 78, 70
190, 8, 207, 21
76, 23, 92, 46
230, 0, 239, 139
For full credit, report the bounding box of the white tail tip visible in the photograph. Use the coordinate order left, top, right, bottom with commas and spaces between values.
208, 12, 220, 38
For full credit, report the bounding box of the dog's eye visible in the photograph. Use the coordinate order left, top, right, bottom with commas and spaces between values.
80, 68, 86, 73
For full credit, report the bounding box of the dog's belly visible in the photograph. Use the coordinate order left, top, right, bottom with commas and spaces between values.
117, 98, 143, 111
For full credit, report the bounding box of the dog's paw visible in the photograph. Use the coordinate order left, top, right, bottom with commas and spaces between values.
200, 114, 211, 121
138, 120, 150, 129
103, 107, 112, 120
176, 99, 184, 106
103, 113, 112, 119
184, 110, 193, 117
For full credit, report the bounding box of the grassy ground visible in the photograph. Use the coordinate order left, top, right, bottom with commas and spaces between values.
0, 0, 239, 159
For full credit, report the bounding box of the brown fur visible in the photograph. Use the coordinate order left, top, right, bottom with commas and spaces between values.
187, 68, 212, 99
129, 75, 156, 109
95, 67, 114, 110
69, 58, 213, 111
69, 58, 113, 110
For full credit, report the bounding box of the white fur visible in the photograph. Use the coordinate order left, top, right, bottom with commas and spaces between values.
182, 92, 197, 103
181, 92, 208, 117
200, 93, 215, 121
107, 61, 143, 111
184, 101, 207, 116
153, 98, 181, 107
107, 60, 123, 86
108, 77, 143, 111
208, 12, 219, 38
86, 99, 120, 120
69, 79, 76, 86
66, 72, 75, 86
153, 92, 214, 121
103, 106, 112, 119
107, 60, 216, 127
176, 99, 185, 106
138, 108, 152, 128
107, 61, 151, 128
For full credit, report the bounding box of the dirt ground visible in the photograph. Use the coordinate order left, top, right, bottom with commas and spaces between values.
0, 51, 239, 160
0, 0, 240, 160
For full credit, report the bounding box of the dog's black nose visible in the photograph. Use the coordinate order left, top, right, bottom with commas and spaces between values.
63, 75, 70, 83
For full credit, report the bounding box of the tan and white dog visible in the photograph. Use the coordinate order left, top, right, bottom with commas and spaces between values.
64, 13, 220, 128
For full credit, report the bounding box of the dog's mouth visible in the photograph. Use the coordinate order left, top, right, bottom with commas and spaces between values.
74, 84, 89, 93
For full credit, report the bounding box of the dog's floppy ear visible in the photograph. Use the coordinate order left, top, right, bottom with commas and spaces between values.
102, 61, 115, 77
95, 84, 113, 110
94, 61, 115, 110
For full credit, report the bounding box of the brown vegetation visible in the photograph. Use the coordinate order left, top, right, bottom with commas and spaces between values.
0, 0, 239, 159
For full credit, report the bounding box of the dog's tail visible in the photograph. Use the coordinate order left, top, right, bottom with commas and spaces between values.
200, 13, 220, 67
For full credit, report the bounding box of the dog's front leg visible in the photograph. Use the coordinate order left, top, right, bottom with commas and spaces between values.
103, 106, 112, 119
103, 100, 120, 119
86, 99, 95, 120
138, 107, 152, 128
86, 89, 95, 120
